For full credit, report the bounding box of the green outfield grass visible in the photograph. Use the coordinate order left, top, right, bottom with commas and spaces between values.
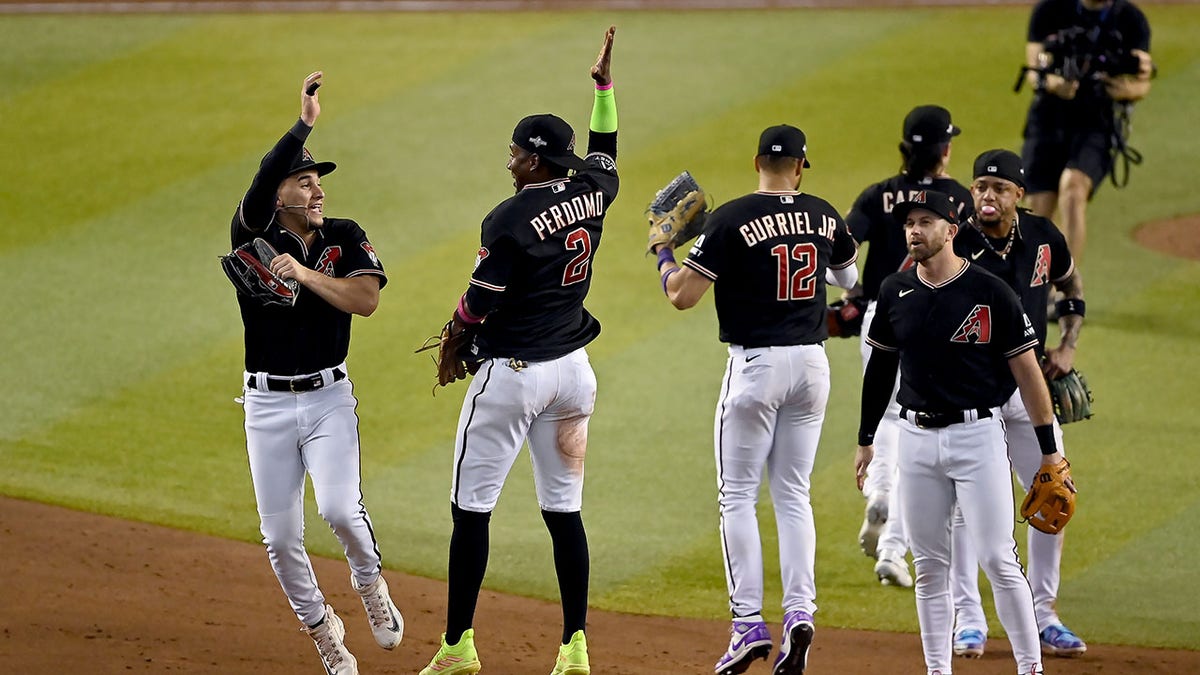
2, 6, 1198, 650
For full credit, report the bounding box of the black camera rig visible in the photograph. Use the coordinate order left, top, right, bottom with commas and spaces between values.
1013, 26, 1143, 94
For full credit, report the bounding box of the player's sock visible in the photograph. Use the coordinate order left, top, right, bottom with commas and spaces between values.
542, 509, 589, 644
447, 503, 491, 644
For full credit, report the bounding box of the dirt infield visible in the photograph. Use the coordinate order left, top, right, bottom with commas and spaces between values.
2, 497, 1197, 674
1135, 214, 1200, 261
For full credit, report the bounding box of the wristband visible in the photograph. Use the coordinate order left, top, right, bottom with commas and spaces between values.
1055, 298, 1085, 318
661, 267, 679, 295
456, 294, 483, 324
1034, 423, 1058, 456
656, 246, 676, 272
857, 430, 875, 447
595, 82, 613, 91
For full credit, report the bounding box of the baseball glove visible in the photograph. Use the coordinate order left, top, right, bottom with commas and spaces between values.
1047, 368, 1094, 424
646, 171, 709, 253
827, 296, 869, 338
1020, 458, 1076, 535
416, 312, 481, 388
220, 237, 298, 307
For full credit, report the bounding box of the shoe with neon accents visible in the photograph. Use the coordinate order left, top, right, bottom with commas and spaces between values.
420, 628, 482, 675
551, 630, 590, 675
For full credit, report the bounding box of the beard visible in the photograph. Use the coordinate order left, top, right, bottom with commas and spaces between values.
909, 237, 946, 263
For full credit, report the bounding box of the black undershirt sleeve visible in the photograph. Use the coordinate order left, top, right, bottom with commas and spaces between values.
858, 348, 901, 446
587, 130, 616, 159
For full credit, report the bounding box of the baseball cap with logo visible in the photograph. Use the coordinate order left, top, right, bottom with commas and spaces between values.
757, 124, 812, 168
892, 189, 960, 225
287, 147, 337, 177
512, 113, 587, 171
973, 148, 1026, 189
902, 105, 961, 145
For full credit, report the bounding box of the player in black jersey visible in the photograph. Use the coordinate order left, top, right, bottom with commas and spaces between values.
844, 105, 975, 588
654, 124, 858, 675
1022, 0, 1153, 262
855, 189, 1065, 675
948, 149, 1088, 658
419, 27, 617, 675
231, 72, 399, 675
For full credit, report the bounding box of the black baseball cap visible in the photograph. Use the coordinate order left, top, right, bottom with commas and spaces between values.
892, 189, 960, 225
512, 114, 587, 171
902, 105, 961, 145
758, 124, 811, 168
973, 149, 1026, 189
287, 147, 336, 177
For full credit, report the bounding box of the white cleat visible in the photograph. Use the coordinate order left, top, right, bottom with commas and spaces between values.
874, 549, 913, 588
352, 573, 404, 650
303, 605, 359, 675
858, 492, 888, 559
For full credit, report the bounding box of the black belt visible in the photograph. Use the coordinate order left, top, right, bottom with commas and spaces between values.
247, 368, 346, 393
900, 407, 992, 429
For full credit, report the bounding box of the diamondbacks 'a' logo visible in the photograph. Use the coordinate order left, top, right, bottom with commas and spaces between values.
951, 305, 992, 343
911, 190, 928, 204
474, 247, 490, 271
316, 246, 341, 277
361, 241, 380, 267
1030, 243, 1051, 287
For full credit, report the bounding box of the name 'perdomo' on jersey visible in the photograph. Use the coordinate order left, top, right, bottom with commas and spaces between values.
738, 209, 841, 247
529, 190, 605, 241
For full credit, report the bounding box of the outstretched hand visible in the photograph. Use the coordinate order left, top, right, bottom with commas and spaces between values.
301, 71, 323, 126
591, 26, 615, 86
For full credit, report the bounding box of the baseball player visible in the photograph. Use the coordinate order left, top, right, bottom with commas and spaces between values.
418, 27, 617, 675
1021, 0, 1153, 263
844, 105, 974, 588
947, 149, 1087, 658
854, 189, 1065, 675
654, 125, 859, 675
231, 72, 402, 675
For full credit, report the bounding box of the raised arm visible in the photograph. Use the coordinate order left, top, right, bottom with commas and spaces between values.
588, 26, 618, 159
234, 72, 324, 240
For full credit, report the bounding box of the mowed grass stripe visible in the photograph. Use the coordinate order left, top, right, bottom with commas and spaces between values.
1, 7, 1199, 649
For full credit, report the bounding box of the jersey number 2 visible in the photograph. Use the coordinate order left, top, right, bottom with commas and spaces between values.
770, 242, 818, 301
562, 228, 593, 286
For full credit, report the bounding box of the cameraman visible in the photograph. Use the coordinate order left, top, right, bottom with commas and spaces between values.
1021, 0, 1152, 264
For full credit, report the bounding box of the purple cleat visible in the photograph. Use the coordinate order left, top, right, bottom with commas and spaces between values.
715, 617, 772, 675
773, 610, 815, 675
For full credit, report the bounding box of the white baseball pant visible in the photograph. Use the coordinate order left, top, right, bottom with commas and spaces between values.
242, 365, 382, 627
859, 300, 908, 556
897, 411, 1042, 675
716, 343, 828, 618
450, 348, 596, 514
951, 387, 1069, 634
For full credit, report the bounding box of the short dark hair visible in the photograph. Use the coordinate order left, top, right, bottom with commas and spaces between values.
899, 141, 947, 179
758, 154, 801, 173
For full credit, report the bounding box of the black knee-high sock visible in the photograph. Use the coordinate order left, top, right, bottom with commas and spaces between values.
447, 503, 491, 645
542, 509, 589, 644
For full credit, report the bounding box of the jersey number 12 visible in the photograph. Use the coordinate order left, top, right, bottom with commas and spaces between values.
770, 242, 818, 301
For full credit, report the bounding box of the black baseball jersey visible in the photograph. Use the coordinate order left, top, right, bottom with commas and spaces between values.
1026, 0, 1151, 130
846, 175, 974, 300
683, 191, 858, 347
464, 132, 619, 362
867, 263, 1039, 411
231, 120, 387, 375
953, 210, 1073, 357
